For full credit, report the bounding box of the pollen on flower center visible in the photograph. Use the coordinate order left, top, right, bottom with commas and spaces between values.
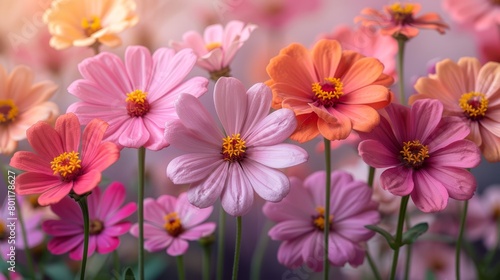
389, 2, 415, 24
0, 99, 19, 124
205, 42, 222, 51
222, 133, 247, 162
400, 140, 429, 169
90, 220, 104, 235
312, 206, 333, 231
459, 92, 488, 120
50, 151, 82, 181
312, 77, 344, 108
164, 212, 183, 237
126, 89, 150, 117
81, 15, 102, 36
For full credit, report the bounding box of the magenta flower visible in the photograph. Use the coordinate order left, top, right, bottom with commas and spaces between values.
42, 182, 137, 260
165, 77, 308, 216
67, 46, 209, 150
130, 193, 215, 256
9, 113, 120, 206
263, 171, 380, 270
358, 99, 481, 212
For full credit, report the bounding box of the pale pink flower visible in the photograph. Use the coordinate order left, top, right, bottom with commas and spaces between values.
263, 171, 380, 270
42, 182, 136, 260
443, 0, 500, 31
358, 99, 481, 212
67, 46, 208, 150
0, 65, 59, 155
9, 113, 120, 206
466, 187, 500, 248
165, 77, 308, 216
170, 20, 256, 80
130, 193, 215, 256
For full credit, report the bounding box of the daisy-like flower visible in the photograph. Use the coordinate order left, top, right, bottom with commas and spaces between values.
358, 99, 481, 213
43, 0, 138, 50
170, 20, 257, 80
355, 2, 449, 40
443, 0, 500, 31
266, 39, 393, 143
263, 171, 380, 270
130, 193, 215, 256
9, 113, 120, 206
165, 77, 308, 216
411, 57, 500, 162
0, 65, 58, 155
42, 182, 137, 260
67, 46, 208, 150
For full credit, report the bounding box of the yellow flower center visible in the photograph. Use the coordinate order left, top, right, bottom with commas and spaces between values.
222, 133, 247, 162
312, 206, 333, 231
164, 212, 183, 237
0, 99, 19, 124
389, 2, 415, 24
205, 42, 222, 51
90, 219, 104, 235
50, 151, 82, 181
400, 140, 429, 169
312, 77, 344, 108
81, 15, 102, 36
459, 92, 488, 120
126, 90, 150, 117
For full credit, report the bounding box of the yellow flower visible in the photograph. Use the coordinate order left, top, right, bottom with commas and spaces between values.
43, 0, 138, 50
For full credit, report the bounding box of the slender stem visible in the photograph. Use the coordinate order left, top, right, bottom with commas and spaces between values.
404, 215, 412, 280
138, 147, 146, 280
113, 250, 120, 276
202, 239, 212, 280
216, 207, 226, 280
323, 138, 332, 280
455, 200, 468, 280
16, 197, 35, 279
367, 166, 376, 188
366, 247, 382, 280
232, 216, 242, 280
77, 196, 90, 280
176, 255, 186, 280
396, 37, 407, 105
389, 195, 410, 280
250, 220, 272, 280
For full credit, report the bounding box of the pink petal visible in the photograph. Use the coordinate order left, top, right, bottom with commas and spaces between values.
175, 193, 213, 228
203, 23, 224, 43
47, 235, 81, 255
164, 120, 221, 153
125, 46, 153, 91
241, 83, 273, 133
81, 118, 120, 171
54, 113, 81, 152
244, 109, 297, 146
277, 238, 307, 269
96, 235, 120, 254
115, 118, 150, 148
167, 238, 189, 256
248, 144, 308, 169
302, 233, 323, 272
180, 223, 216, 240
144, 236, 173, 252
410, 99, 444, 142
152, 76, 208, 109
335, 211, 378, 242
187, 163, 228, 209
99, 182, 126, 218
42, 220, 82, 236
9, 151, 52, 174
426, 167, 476, 200
50, 196, 82, 221
214, 77, 248, 135
143, 198, 168, 226
220, 164, 254, 216
241, 160, 289, 202
158, 195, 177, 214
38, 181, 75, 206
26, 121, 63, 160
411, 170, 449, 212
330, 180, 377, 221
380, 166, 414, 196
105, 203, 137, 226
358, 139, 400, 168
263, 177, 314, 222
10, 102, 59, 141
426, 116, 472, 152
268, 220, 313, 241
103, 222, 132, 236
72, 169, 102, 195
68, 79, 123, 104
328, 234, 357, 267
167, 154, 222, 185
69, 235, 97, 260
15, 172, 62, 196
429, 140, 481, 168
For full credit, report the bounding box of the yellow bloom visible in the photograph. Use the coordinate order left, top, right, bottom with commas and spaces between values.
43, 0, 138, 50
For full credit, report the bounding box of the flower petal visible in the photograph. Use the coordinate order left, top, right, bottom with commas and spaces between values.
180, 223, 216, 240
245, 109, 297, 146
220, 164, 254, 216
167, 153, 222, 185
379, 166, 414, 196
241, 160, 289, 202
125, 46, 153, 91
214, 77, 248, 135
426, 167, 476, 200
167, 238, 189, 256
248, 144, 308, 169
358, 139, 400, 167
187, 163, 228, 209
411, 170, 449, 213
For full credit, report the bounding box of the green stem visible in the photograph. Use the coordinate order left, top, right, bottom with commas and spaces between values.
77, 196, 90, 280
202, 240, 212, 280
216, 207, 226, 280
323, 138, 332, 280
176, 255, 186, 280
396, 37, 407, 105
389, 195, 410, 280
138, 147, 146, 280
367, 166, 376, 188
250, 220, 272, 280
455, 200, 468, 280
113, 250, 120, 277
232, 216, 242, 280
404, 215, 412, 280
366, 247, 382, 280
16, 197, 35, 279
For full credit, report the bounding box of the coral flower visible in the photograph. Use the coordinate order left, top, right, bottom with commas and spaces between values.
355, 2, 449, 40
263, 171, 380, 270
165, 77, 308, 216
170, 20, 256, 80
443, 0, 500, 31
67, 46, 208, 150
358, 99, 481, 212
130, 193, 215, 256
411, 57, 500, 162
0, 65, 58, 155
43, 0, 138, 50
42, 182, 137, 260
9, 113, 120, 206
266, 39, 393, 143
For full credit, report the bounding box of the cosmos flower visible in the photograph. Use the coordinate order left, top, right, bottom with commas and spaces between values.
130, 193, 215, 256
9, 113, 120, 206
443, 0, 500, 31
165, 77, 308, 216
42, 182, 137, 260
67, 46, 208, 150
358, 99, 481, 212
263, 171, 380, 270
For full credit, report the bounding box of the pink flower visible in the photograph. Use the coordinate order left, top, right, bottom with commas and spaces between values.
466, 187, 500, 248
263, 171, 380, 270
42, 182, 136, 260
443, 0, 500, 31
170, 20, 256, 79
9, 113, 120, 206
130, 193, 215, 256
358, 99, 481, 212
67, 46, 208, 150
165, 77, 308, 216
355, 2, 449, 39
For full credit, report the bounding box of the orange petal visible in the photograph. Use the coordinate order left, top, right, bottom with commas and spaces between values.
290, 113, 320, 143
312, 39, 342, 78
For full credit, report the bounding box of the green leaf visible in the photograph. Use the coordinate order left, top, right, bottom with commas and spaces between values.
122, 267, 135, 280
402, 222, 429, 245
365, 224, 396, 249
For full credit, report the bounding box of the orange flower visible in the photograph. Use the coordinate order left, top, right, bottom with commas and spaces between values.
266, 39, 393, 143
0, 65, 59, 154
355, 2, 448, 40
43, 0, 138, 50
